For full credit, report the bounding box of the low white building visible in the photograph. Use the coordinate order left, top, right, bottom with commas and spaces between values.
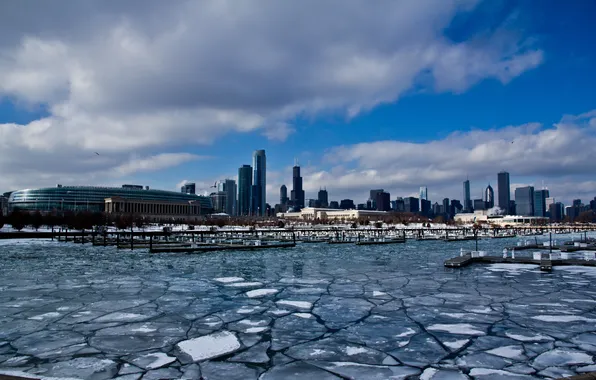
277, 207, 388, 221
455, 212, 548, 226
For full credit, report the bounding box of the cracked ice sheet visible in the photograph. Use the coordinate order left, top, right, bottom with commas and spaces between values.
427, 323, 487, 336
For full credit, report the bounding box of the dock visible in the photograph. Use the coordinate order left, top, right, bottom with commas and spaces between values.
355, 239, 406, 246
150, 242, 296, 253
445, 253, 596, 271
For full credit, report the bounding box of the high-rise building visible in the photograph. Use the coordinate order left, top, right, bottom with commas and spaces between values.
421, 199, 431, 215
376, 191, 391, 211
340, 199, 355, 210
181, 182, 196, 195
329, 201, 339, 209
485, 184, 494, 209
395, 197, 405, 212
442, 198, 450, 217
369, 189, 384, 210
221, 179, 237, 215
291, 165, 305, 209
238, 165, 252, 216
432, 202, 441, 215
533, 189, 550, 217
404, 197, 419, 213
317, 188, 329, 208
451, 199, 463, 214
210, 191, 227, 213
590, 197, 596, 211
280, 185, 288, 205
419, 186, 428, 210
252, 150, 266, 216
463, 180, 472, 212
473, 199, 486, 211
497, 171, 511, 214
308, 199, 318, 207
550, 202, 564, 222
515, 186, 534, 216
509, 200, 516, 215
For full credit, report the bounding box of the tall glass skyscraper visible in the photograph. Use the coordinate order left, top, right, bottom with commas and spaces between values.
534, 189, 550, 217
252, 150, 266, 216
463, 180, 471, 212
238, 165, 252, 216
497, 171, 511, 214
485, 184, 494, 209
515, 186, 535, 216
291, 165, 305, 209
419, 186, 428, 210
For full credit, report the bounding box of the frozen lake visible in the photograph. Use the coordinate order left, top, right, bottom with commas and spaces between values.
1, 234, 596, 379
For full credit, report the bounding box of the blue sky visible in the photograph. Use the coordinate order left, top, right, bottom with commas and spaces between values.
0, 0, 595, 206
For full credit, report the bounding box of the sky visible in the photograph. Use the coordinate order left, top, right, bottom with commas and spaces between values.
1, 0, 595, 207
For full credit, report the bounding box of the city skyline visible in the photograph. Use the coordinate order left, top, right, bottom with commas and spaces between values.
1, 2, 596, 206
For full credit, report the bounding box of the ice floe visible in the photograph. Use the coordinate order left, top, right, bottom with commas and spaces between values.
427, 323, 486, 336
176, 331, 241, 361
246, 288, 279, 298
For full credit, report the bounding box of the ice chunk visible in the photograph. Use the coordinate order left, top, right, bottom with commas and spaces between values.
246, 289, 279, 298
505, 331, 554, 342
226, 281, 263, 288
260, 361, 341, 379
469, 368, 534, 379
199, 361, 260, 380
532, 348, 593, 369
229, 342, 270, 364
443, 339, 469, 351
39, 357, 119, 379
420, 368, 468, 379
276, 300, 313, 309
214, 277, 244, 283
531, 315, 596, 322
294, 313, 313, 319
427, 324, 486, 336
28, 312, 61, 320
130, 352, 176, 370
309, 361, 420, 380
486, 345, 525, 359
94, 312, 148, 322
372, 291, 388, 297
176, 331, 241, 362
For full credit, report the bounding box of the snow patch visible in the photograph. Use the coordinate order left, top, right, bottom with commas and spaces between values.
29, 312, 61, 320
345, 346, 370, 355
294, 313, 313, 319
486, 345, 524, 359
420, 368, 438, 380
276, 300, 313, 309
506, 332, 554, 342
395, 328, 416, 338
214, 277, 244, 283
372, 291, 387, 297
226, 281, 263, 288
245, 327, 268, 333
444, 339, 469, 350
532, 315, 596, 322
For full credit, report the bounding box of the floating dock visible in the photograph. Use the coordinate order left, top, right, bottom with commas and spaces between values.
445, 253, 596, 271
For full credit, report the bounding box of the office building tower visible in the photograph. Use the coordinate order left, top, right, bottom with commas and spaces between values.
497, 171, 511, 214
549, 202, 564, 222
419, 186, 428, 210
590, 197, 596, 211
376, 191, 391, 212
485, 184, 494, 209
291, 165, 305, 209
404, 197, 419, 213
340, 199, 355, 210
509, 200, 516, 216
238, 165, 252, 216
181, 182, 196, 195
515, 186, 534, 216
421, 199, 431, 215
473, 199, 486, 211
329, 201, 339, 209
463, 180, 472, 212
252, 150, 266, 216
432, 202, 441, 215
317, 188, 329, 208
222, 179, 237, 215
533, 189, 550, 217
308, 199, 318, 207
451, 199, 463, 214
357, 204, 367, 210
442, 198, 450, 217
280, 185, 288, 205
395, 197, 405, 212
210, 191, 227, 213
368, 189, 384, 210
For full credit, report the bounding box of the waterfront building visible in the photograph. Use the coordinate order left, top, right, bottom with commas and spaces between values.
280, 185, 288, 206
376, 191, 391, 211
484, 184, 494, 209
463, 180, 472, 212
252, 150, 266, 216
497, 171, 511, 214
277, 207, 388, 221
317, 188, 329, 208
237, 165, 253, 216
8, 185, 212, 214
515, 186, 534, 216
533, 189, 550, 217
339, 199, 356, 210
291, 165, 305, 210
404, 197, 419, 213
105, 197, 203, 223
180, 183, 196, 195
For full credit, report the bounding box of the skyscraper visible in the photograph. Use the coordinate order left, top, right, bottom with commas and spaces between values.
419, 186, 428, 210
497, 171, 510, 214
181, 182, 196, 195
463, 180, 471, 212
369, 189, 384, 210
376, 191, 391, 211
317, 188, 328, 208
280, 185, 288, 205
485, 184, 494, 209
515, 186, 534, 216
291, 165, 305, 209
533, 189, 550, 217
252, 150, 266, 216
238, 165, 252, 216
220, 179, 237, 216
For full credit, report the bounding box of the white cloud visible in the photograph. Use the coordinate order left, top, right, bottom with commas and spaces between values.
0, 0, 543, 192
112, 153, 204, 176
266, 111, 596, 206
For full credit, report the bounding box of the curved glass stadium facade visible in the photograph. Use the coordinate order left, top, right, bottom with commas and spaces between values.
8, 186, 213, 214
